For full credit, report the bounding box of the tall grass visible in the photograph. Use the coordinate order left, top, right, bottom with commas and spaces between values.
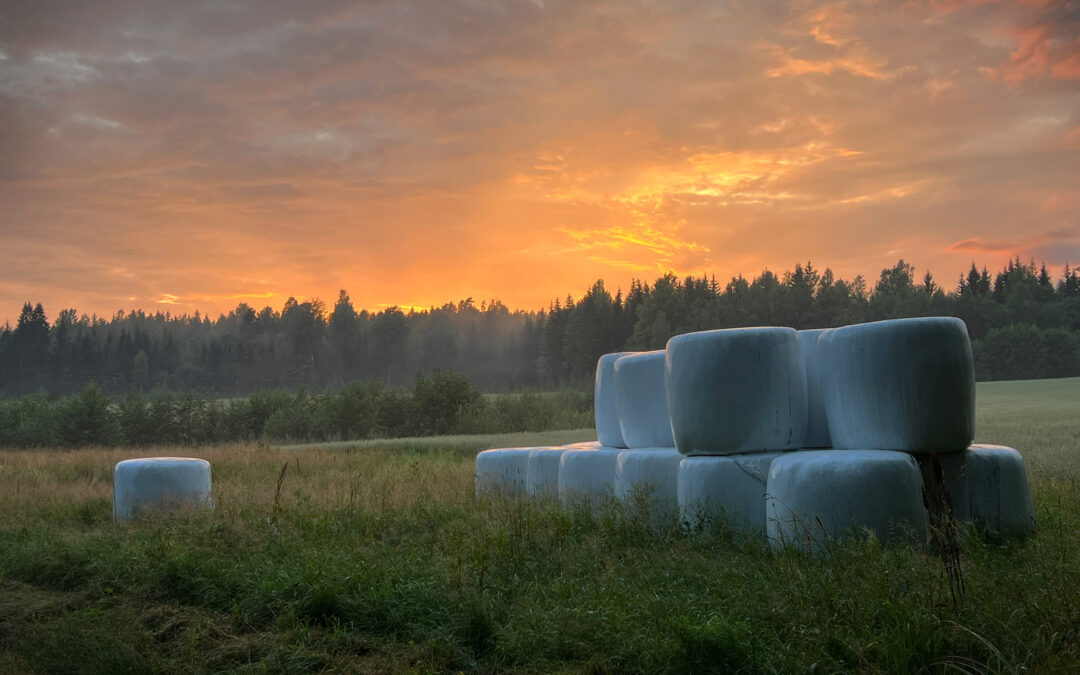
1, 382, 1078, 672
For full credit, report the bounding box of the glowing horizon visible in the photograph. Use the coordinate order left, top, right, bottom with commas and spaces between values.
1, 1, 1077, 325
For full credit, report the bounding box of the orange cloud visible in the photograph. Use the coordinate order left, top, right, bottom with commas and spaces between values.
1001, 17, 1080, 83
766, 49, 895, 80
807, 3, 857, 47
156, 292, 278, 307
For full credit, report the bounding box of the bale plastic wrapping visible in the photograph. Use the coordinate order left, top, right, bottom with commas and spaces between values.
113, 457, 212, 522
526, 446, 571, 499
798, 328, 831, 448
614, 447, 682, 525
614, 351, 675, 448
766, 449, 928, 549
938, 444, 1035, 535
595, 352, 632, 448
475, 447, 533, 498
666, 327, 807, 455
558, 446, 622, 508
818, 317, 974, 453
677, 452, 780, 535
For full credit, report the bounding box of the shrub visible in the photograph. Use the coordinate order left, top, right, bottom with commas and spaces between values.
973, 324, 1080, 380
0, 370, 592, 448
412, 371, 486, 436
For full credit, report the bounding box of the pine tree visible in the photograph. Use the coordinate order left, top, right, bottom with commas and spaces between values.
1039, 264, 1053, 289
922, 271, 937, 295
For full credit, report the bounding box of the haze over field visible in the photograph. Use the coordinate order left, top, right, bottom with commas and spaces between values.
1, 0, 1078, 322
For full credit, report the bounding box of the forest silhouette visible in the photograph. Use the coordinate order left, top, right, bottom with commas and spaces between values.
2, 257, 1079, 398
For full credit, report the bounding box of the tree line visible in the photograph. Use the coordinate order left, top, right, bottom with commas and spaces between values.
2, 257, 1079, 397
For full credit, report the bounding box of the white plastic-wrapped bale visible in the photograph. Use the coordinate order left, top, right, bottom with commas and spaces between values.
677, 452, 780, 535
819, 318, 974, 453
666, 327, 807, 455
475, 448, 533, 498
614, 448, 682, 526
798, 329, 831, 449
564, 441, 602, 450
595, 353, 632, 448
614, 351, 675, 448
113, 457, 212, 522
526, 446, 572, 499
766, 450, 927, 549
558, 446, 622, 509
938, 444, 1036, 535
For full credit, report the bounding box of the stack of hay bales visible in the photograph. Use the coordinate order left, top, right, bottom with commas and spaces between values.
771, 317, 1034, 545
669, 327, 805, 535
610, 351, 682, 524
474, 317, 1036, 547
766, 318, 956, 547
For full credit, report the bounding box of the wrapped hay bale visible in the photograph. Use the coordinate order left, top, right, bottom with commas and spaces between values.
677, 452, 780, 535
938, 444, 1036, 535
614, 447, 682, 525
558, 446, 622, 509
765, 450, 927, 550
819, 317, 974, 453
595, 352, 633, 448
526, 446, 572, 499
614, 351, 675, 448
113, 457, 212, 522
666, 327, 807, 455
798, 328, 831, 449
475, 448, 533, 498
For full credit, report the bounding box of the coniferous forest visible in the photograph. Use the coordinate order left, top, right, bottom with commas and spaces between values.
2, 257, 1080, 398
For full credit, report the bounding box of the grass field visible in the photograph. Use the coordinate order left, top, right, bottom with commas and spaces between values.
0, 379, 1078, 673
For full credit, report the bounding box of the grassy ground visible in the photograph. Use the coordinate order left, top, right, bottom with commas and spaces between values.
0, 381, 1078, 673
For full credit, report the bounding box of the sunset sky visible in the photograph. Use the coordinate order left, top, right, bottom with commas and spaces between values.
1, 0, 1078, 324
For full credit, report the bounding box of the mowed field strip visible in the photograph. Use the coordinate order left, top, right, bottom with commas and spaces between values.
0, 378, 1077, 673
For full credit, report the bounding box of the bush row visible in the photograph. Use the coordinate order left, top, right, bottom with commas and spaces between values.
0, 371, 593, 448
972, 324, 1080, 381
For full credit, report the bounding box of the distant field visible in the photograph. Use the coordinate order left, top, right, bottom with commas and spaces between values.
975, 377, 1080, 475
277, 428, 595, 454
976, 376, 1080, 414
0, 379, 1077, 672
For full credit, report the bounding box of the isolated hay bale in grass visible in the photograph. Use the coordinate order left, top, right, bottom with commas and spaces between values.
819, 317, 975, 453
614, 447, 682, 525
474, 447, 533, 499
614, 351, 675, 448
666, 327, 807, 455
678, 452, 780, 536
798, 328, 831, 449
595, 352, 633, 448
558, 446, 622, 509
113, 457, 212, 522
766, 450, 928, 550
938, 444, 1036, 535
526, 446, 570, 499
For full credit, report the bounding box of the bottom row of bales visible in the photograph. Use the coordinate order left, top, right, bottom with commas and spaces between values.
475, 444, 1036, 548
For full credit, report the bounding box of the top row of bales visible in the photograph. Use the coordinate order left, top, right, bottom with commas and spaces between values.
596, 317, 974, 455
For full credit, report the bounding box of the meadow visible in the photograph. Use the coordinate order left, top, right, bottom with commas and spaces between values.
0, 380, 1078, 673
